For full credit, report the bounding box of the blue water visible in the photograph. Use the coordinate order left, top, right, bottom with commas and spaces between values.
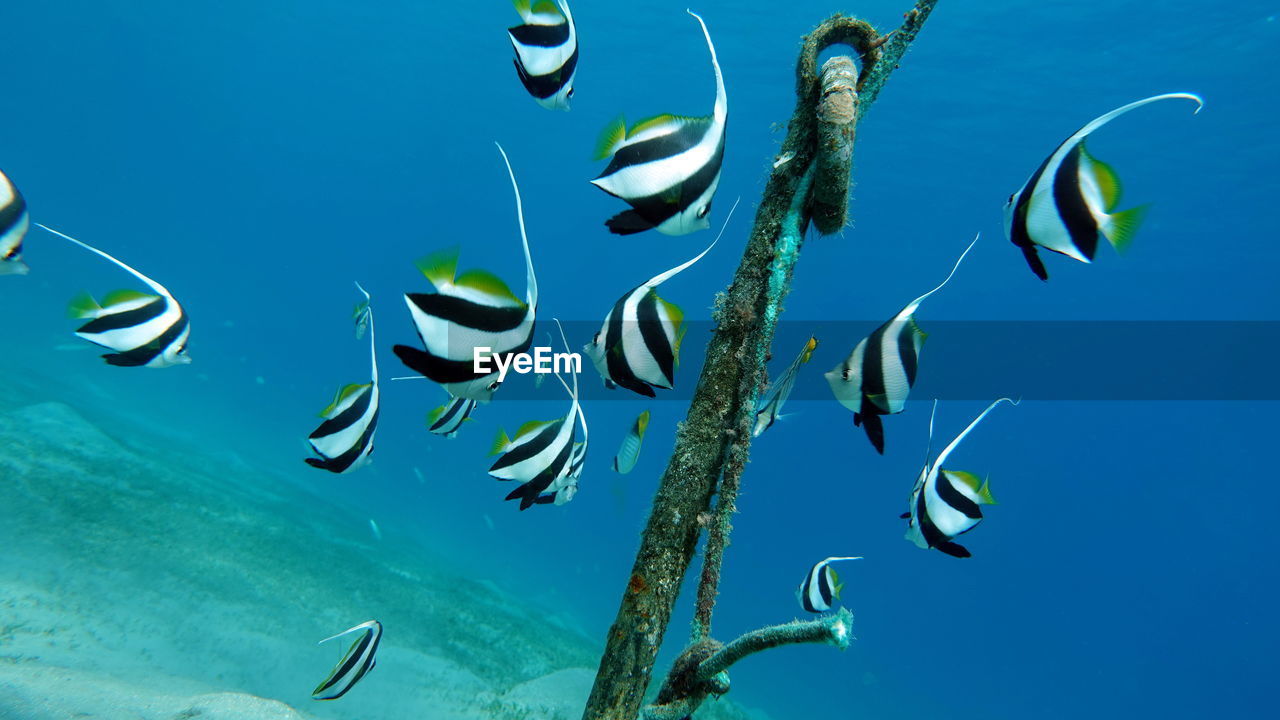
2, 1, 1276, 718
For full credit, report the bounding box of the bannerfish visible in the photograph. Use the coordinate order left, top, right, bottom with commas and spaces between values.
535, 439, 585, 506
1004, 92, 1203, 281
426, 395, 477, 438
0, 168, 30, 275
394, 143, 538, 401
508, 0, 578, 111
41, 224, 191, 367
312, 620, 382, 700
902, 398, 1015, 558
353, 296, 371, 340
535, 321, 588, 506
753, 336, 818, 438
307, 283, 380, 474
825, 235, 977, 454
612, 409, 650, 474
584, 197, 738, 396
590, 10, 727, 236
489, 319, 584, 510
796, 556, 862, 613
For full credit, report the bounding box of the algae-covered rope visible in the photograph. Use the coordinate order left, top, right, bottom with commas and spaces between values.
582, 4, 940, 720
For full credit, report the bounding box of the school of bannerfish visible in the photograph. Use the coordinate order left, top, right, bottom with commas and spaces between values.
0, 0, 1204, 703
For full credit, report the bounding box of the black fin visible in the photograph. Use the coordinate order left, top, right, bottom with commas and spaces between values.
936, 540, 972, 558
103, 352, 148, 367
899, 512, 911, 519
605, 210, 656, 235
533, 493, 557, 505
860, 411, 885, 455
1020, 245, 1049, 282
305, 457, 331, 470
853, 412, 862, 428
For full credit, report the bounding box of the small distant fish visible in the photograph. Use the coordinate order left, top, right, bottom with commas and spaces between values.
1004, 92, 1203, 281
307, 283, 380, 474
0, 168, 30, 275
412, 466, 425, 484
312, 620, 382, 700
825, 235, 977, 454
796, 556, 862, 613
368, 519, 382, 541
508, 0, 578, 111
393, 144, 538, 402
426, 395, 477, 438
612, 409, 650, 474
753, 336, 818, 437
353, 297, 371, 339
584, 198, 737, 396
903, 398, 1015, 558
41, 224, 191, 367
590, 10, 727, 236
490, 320, 585, 509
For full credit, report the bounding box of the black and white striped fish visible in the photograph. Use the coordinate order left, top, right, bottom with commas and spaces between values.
489, 320, 585, 510
824, 236, 977, 454
311, 619, 382, 700
902, 399, 1014, 558
753, 336, 818, 438
1004, 92, 1203, 281
41, 225, 191, 368
0, 168, 30, 276
612, 409, 650, 474
584, 199, 736, 397
508, 0, 578, 111
426, 395, 477, 438
307, 283, 380, 474
589, 10, 726, 236
796, 556, 861, 613
393, 143, 538, 402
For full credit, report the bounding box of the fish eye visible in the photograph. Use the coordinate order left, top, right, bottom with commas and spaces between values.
592, 331, 600, 343
567, 88, 575, 99
841, 368, 849, 381
696, 204, 710, 219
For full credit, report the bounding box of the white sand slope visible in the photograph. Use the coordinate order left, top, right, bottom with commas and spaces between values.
0, 401, 762, 720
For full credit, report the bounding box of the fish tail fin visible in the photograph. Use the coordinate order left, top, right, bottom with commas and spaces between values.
490, 429, 512, 456
1020, 244, 1049, 282
936, 540, 972, 558
860, 412, 885, 455
594, 115, 627, 160
1103, 204, 1148, 255
68, 292, 101, 319
978, 476, 997, 505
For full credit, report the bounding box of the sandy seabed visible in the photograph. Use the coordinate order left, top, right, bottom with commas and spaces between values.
0, 399, 762, 720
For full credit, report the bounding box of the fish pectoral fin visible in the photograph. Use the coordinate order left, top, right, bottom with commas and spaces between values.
1102, 204, 1148, 255
1080, 142, 1123, 210
605, 210, 656, 235
899, 511, 911, 519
